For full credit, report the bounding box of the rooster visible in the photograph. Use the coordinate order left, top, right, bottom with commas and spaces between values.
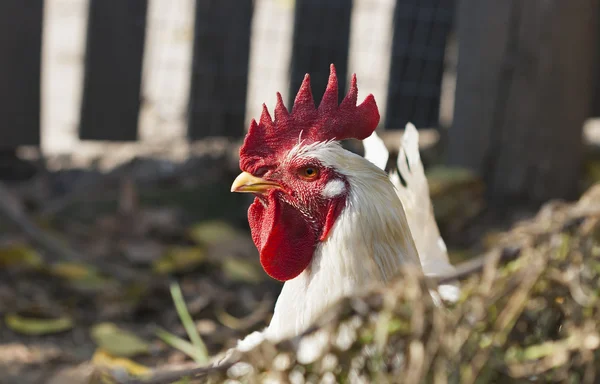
230, 65, 457, 348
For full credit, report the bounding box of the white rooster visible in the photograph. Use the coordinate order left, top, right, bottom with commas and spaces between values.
230, 65, 458, 350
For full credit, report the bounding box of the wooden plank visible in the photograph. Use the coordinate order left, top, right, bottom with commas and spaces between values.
384, 0, 455, 129
594, 73, 600, 117
447, 0, 514, 176
0, 1, 44, 147
449, 0, 599, 203
79, 0, 148, 141
592, 4, 600, 118
187, 0, 253, 139
288, 0, 353, 107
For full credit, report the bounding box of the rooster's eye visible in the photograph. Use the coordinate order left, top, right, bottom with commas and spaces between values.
254, 167, 269, 177
298, 166, 319, 180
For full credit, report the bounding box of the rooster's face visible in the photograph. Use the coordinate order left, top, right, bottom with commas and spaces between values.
231, 142, 349, 281
231, 64, 379, 282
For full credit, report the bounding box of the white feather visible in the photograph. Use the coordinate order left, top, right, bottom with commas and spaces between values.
363, 131, 389, 171
394, 123, 455, 275
364, 123, 459, 301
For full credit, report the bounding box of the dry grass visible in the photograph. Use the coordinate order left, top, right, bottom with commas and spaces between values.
186, 185, 600, 384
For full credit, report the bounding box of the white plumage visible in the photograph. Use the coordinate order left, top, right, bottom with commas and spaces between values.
235, 122, 458, 352
366, 123, 459, 302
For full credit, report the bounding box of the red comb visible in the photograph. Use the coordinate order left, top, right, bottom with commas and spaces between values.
239, 64, 380, 173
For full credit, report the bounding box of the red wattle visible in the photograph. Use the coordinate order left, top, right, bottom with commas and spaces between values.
248, 194, 317, 281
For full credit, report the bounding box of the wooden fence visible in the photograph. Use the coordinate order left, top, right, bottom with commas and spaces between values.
0, 0, 454, 148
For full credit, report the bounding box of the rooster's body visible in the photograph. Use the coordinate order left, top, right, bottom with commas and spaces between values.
231, 65, 457, 347
265, 139, 422, 339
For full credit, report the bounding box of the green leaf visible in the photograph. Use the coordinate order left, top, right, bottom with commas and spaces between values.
0, 245, 44, 269
92, 349, 151, 377
5, 313, 73, 335
90, 323, 150, 357
222, 258, 264, 284
49, 262, 113, 290
188, 220, 239, 246
152, 246, 205, 274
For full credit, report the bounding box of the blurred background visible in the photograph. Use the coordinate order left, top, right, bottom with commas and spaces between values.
0, 0, 598, 382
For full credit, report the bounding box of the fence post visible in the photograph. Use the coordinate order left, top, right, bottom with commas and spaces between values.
187, 0, 253, 139
449, 0, 599, 203
79, 0, 148, 141
0, 1, 44, 147
593, 3, 600, 118
288, 0, 353, 107
384, 0, 455, 129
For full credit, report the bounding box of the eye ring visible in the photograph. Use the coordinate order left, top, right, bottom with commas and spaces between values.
298, 166, 319, 180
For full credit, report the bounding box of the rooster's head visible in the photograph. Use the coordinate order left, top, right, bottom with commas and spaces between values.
231, 64, 380, 281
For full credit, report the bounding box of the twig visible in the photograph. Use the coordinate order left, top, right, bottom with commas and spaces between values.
215, 293, 273, 331
122, 361, 234, 384
435, 246, 521, 285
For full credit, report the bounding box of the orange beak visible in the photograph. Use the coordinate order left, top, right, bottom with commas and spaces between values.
230, 172, 282, 194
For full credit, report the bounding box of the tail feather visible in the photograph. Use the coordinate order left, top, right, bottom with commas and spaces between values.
362, 129, 389, 171
395, 123, 454, 276
363, 123, 459, 302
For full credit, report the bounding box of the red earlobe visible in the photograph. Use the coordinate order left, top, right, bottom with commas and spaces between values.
320, 197, 346, 241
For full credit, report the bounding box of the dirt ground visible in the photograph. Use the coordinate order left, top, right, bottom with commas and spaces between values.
3, 128, 599, 383
0, 144, 286, 383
